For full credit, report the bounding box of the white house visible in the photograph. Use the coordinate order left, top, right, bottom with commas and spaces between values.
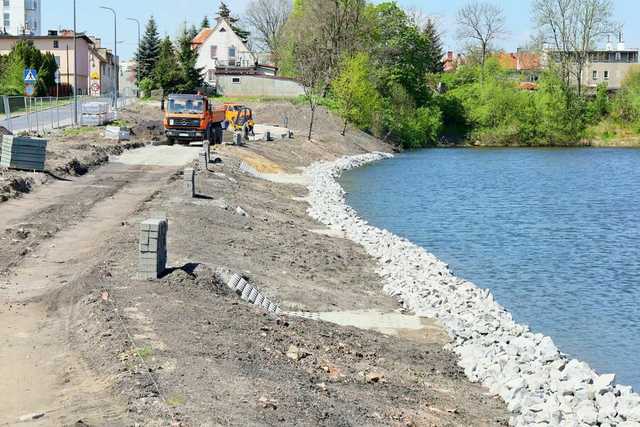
191, 17, 303, 97
193, 18, 265, 83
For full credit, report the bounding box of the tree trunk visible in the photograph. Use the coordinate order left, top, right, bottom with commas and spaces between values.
308, 105, 316, 141
341, 118, 348, 136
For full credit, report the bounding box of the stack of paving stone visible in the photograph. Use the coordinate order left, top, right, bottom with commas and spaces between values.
138, 218, 168, 280
0, 135, 47, 171
104, 125, 130, 141
81, 102, 112, 126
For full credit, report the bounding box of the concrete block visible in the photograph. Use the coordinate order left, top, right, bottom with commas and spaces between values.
234, 133, 242, 145
199, 151, 208, 171
138, 217, 168, 280
184, 168, 195, 197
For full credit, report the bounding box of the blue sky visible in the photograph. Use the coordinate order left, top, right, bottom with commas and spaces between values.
44, 0, 640, 61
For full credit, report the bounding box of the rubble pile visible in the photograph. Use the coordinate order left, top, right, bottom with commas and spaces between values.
305, 152, 640, 427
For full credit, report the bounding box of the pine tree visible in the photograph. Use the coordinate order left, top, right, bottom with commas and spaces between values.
135, 16, 161, 83
176, 28, 204, 92
201, 15, 210, 29
216, 2, 250, 43
153, 36, 183, 94
423, 18, 444, 73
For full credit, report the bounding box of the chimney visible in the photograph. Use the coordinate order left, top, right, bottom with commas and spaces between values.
617, 32, 625, 51
606, 34, 613, 51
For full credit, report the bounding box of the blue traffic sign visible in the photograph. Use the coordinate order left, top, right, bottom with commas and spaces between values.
24, 68, 38, 83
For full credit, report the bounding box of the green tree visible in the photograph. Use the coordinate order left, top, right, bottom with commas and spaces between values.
331, 53, 382, 135
0, 40, 57, 95
135, 16, 161, 83
612, 69, 640, 125
201, 15, 211, 29
217, 2, 251, 43
423, 19, 444, 73
152, 37, 183, 94
367, 2, 434, 104
176, 28, 204, 92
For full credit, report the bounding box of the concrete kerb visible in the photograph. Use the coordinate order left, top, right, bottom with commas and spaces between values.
184, 168, 195, 198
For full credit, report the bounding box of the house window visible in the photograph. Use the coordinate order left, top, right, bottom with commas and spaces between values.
3, 13, 9, 28
232, 77, 240, 84
228, 46, 236, 58
208, 69, 215, 81
210, 45, 217, 59
53, 40, 59, 48
604, 71, 609, 80
3, 0, 9, 7
592, 70, 598, 80
220, 27, 226, 32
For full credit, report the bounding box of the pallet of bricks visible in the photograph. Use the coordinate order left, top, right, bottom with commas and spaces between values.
0, 135, 47, 171
81, 101, 113, 126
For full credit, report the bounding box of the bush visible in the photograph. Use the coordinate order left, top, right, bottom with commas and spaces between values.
138, 78, 156, 98
611, 69, 640, 125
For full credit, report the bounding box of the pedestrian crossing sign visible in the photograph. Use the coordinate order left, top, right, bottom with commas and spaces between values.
23, 68, 38, 83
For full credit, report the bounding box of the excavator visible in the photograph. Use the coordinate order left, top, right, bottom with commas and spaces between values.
224, 103, 255, 138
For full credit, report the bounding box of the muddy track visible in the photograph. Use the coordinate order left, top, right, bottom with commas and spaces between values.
0, 159, 188, 426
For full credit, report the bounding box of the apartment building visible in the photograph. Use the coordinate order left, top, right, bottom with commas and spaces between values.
2, 0, 41, 36
0, 30, 118, 96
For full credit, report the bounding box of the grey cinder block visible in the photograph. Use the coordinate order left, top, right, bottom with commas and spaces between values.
137, 218, 168, 280
184, 168, 195, 198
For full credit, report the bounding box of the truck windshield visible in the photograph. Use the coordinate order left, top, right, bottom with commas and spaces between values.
168, 99, 205, 114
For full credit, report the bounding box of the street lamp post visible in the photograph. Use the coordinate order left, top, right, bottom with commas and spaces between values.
127, 18, 140, 49
127, 17, 141, 97
100, 6, 118, 106
73, 0, 77, 125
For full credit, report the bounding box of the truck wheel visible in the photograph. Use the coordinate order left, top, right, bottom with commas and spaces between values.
167, 137, 175, 146
215, 127, 223, 145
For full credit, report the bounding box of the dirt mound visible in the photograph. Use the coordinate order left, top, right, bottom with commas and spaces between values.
162, 263, 228, 295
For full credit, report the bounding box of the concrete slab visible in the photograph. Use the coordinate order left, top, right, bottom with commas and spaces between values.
112, 145, 201, 167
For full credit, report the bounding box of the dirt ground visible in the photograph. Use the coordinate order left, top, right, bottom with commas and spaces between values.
0, 100, 508, 426
0, 102, 163, 203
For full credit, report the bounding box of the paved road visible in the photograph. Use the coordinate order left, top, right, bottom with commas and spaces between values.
0, 96, 130, 133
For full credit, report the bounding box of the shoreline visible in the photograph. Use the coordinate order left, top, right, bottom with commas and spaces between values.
305, 152, 640, 426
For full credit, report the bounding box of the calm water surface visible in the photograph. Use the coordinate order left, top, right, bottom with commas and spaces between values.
341, 148, 640, 390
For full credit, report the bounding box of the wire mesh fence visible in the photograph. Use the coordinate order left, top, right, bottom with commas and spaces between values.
0, 95, 133, 134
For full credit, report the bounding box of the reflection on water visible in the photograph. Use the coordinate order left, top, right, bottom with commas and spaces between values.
342, 148, 640, 390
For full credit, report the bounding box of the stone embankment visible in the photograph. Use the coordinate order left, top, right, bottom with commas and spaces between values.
305, 153, 640, 427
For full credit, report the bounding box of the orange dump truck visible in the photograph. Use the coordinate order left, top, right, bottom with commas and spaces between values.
163, 94, 225, 145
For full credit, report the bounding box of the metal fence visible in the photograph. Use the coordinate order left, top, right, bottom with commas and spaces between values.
0, 95, 133, 134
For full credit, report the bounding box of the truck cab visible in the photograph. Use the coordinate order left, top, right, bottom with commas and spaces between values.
163, 94, 226, 145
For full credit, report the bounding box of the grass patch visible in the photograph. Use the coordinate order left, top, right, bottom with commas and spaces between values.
135, 346, 154, 360
585, 118, 640, 142
110, 119, 130, 127
62, 126, 98, 137
167, 393, 187, 407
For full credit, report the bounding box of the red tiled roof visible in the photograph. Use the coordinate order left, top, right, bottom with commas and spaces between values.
192, 28, 213, 46
517, 52, 542, 71
495, 52, 517, 70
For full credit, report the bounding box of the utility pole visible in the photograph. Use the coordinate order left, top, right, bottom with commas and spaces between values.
73, 0, 78, 125
100, 6, 118, 106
